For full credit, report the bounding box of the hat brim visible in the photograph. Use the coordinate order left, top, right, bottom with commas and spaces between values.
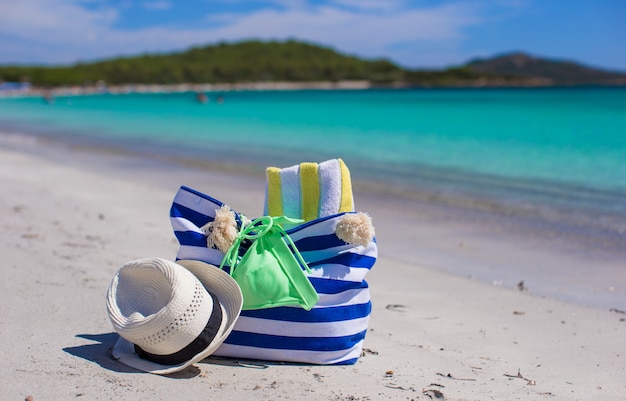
111, 260, 243, 375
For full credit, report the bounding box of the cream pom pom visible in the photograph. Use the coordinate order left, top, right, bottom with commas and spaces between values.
335, 212, 375, 247
201, 205, 239, 253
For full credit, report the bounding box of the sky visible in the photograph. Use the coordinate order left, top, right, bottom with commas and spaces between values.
0, 0, 625, 71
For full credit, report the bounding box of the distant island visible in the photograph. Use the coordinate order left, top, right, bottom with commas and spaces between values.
1, 40, 625, 92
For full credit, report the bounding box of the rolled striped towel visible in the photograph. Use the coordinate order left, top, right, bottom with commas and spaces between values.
170, 185, 376, 365
264, 158, 354, 222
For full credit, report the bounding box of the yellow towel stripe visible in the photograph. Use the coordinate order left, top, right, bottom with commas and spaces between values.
338, 158, 354, 212
266, 167, 283, 216
300, 162, 320, 221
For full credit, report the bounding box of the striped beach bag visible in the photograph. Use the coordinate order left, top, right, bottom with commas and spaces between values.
170, 182, 377, 365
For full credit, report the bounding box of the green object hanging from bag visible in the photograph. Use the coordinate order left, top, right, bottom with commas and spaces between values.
220, 215, 319, 311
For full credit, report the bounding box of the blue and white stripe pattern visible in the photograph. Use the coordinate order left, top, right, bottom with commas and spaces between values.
170, 185, 376, 365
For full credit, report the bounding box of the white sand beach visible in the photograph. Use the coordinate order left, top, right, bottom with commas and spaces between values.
1, 136, 624, 401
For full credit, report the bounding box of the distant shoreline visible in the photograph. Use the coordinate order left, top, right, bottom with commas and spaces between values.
2, 78, 626, 98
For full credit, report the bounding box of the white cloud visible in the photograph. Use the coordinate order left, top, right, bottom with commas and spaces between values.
202, 3, 482, 63
0, 0, 484, 67
142, 1, 172, 10
0, 0, 118, 44
329, 0, 407, 11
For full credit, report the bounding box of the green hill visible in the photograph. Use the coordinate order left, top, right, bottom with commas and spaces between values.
1, 40, 624, 87
0, 40, 406, 86
467, 52, 626, 85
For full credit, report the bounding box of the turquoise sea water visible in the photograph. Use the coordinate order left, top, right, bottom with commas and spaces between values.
1, 87, 626, 230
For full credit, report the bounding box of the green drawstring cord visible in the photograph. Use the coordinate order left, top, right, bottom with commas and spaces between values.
219, 215, 310, 275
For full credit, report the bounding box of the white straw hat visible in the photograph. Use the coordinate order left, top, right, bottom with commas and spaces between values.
106, 258, 243, 374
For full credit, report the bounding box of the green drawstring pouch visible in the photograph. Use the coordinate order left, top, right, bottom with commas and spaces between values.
220, 216, 319, 311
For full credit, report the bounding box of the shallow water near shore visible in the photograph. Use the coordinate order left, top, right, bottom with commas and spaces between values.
1, 87, 625, 309
2, 88, 625, 233
2, 87, 626, 186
